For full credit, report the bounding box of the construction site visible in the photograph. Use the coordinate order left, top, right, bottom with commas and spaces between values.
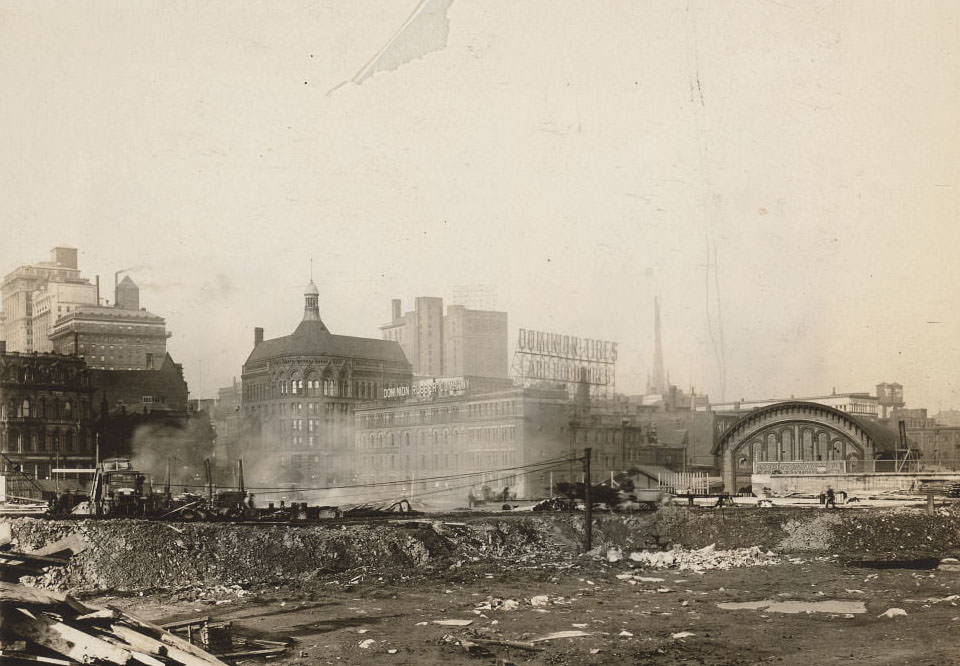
3, 465, 960, 666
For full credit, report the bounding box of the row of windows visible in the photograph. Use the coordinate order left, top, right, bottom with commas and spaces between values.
2, 398, 88, 420
358, 426, 519, 449
359, 449, 519, 472
244, 379, 388, 402
357, 400, 522, 427
2, 428, 92, 454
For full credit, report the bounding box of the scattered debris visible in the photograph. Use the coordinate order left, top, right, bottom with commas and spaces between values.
432, 619, 474, 627
530, 630, 592, 642
672, 631, 696, 639
878, 608, 908, 619
717, 600, 867, 614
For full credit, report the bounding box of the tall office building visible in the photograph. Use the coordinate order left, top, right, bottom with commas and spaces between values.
1, 247, 97, 352
381, 297, 508, 379
49, 277, 169, 371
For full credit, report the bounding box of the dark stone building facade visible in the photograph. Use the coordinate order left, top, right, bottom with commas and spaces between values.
240, 281, 412, 485
0, 343, 96, 480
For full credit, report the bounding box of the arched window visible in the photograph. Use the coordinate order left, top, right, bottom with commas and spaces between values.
64, 401, 72, 417
20, 398, 31, 418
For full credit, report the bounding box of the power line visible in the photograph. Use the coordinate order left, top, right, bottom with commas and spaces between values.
168, 455, 579, 494
236, 457, 580, 499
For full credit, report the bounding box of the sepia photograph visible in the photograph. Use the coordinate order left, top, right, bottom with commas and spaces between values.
1, 1, 958, 663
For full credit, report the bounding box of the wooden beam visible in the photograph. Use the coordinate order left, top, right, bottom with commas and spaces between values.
0, 582, 94, 615
6, 607, 134, 664
109, 616, 230, 666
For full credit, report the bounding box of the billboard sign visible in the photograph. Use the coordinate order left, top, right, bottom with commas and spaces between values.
513, 328, 617, 398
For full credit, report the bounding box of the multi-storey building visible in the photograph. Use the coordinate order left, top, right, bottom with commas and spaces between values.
381, 297, 508, 379
0, 342, 96, 481
31, 279, 99, 353
354, 384, 570, 504
240, 280, 412, 485
48, 277, 169, 371
1, 247, 95, 353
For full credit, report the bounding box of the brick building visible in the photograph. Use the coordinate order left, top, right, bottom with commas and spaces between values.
354, 384, 570, 505
49, 280, 169, 371
239, 280, 412, 485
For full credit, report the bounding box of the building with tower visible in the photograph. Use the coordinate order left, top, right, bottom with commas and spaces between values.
239, 280, 412, 485
48, 276, 169, 371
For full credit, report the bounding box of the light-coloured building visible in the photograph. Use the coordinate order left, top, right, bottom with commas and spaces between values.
355, 384, 570, 504
31, 280, 98, 352
381, 297, 508, 379
1, 247, 93, 353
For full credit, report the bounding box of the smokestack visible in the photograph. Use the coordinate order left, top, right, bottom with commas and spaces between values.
74, 331, 79, 356
392, 299, 401, 321
0, 341, 6, 355
95, 275, 100, 305
254, 327, 264, 346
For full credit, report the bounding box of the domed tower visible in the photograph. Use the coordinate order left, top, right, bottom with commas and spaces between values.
301, 279, 328, 329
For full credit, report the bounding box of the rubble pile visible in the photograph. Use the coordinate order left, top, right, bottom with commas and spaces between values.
610, 543, 779, 571
776, 512, 844, 552
3, 518, 562, 593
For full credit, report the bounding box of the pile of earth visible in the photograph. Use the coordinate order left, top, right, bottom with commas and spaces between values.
4, 517, 560, 593
5, 506, 959, 594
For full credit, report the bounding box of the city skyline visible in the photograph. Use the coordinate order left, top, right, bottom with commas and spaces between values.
1, 1, 957, 409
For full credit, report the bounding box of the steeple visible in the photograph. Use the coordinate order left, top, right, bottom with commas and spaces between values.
650, 296, 666, 394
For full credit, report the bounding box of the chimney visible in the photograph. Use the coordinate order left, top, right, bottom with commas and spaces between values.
95, 275, 100, 305
0, 341, 6, 355
392, 299, 401, 321
254, 327, 264, 346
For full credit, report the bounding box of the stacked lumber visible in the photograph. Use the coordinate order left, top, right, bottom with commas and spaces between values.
0, 581, 231, 665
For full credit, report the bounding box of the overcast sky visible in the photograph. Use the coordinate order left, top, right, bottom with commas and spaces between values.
1, 1, 958, 410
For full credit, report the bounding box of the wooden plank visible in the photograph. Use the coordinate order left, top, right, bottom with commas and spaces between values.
109, 624, 226, 666
0, 582, 96, 615
28, 534, 87, 559
216, 647, 286, 658
160, 616, 210, 630
0, 653, 80, 665
110, 616, 230, 666
89, 632, 167, 666
6, 607, 134, 664
0, 551, 70, 566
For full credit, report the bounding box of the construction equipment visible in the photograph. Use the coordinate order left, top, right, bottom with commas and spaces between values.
86, 458, 158, 518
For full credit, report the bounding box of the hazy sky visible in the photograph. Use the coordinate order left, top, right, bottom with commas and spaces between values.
2, 1, 958, 409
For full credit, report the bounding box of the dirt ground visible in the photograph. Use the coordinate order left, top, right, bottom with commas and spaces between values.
102, 554, 960, 666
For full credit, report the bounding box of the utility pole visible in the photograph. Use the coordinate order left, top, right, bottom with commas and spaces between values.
583, 447, 592, 552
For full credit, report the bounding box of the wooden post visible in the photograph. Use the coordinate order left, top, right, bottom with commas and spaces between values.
584, 447, 592, 552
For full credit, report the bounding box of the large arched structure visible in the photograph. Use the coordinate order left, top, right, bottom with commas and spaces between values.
713, 401, 898, 492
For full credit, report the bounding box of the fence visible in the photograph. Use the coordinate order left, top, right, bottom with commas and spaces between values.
753, 459, 960, 475
659, 471, 709, 494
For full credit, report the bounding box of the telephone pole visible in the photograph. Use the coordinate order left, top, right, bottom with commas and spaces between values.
583, 447, 593, 552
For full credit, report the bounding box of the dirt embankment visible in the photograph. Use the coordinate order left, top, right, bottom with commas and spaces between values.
5, 506, 959, 594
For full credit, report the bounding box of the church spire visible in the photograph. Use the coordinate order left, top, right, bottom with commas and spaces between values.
650, 296, 666, 394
